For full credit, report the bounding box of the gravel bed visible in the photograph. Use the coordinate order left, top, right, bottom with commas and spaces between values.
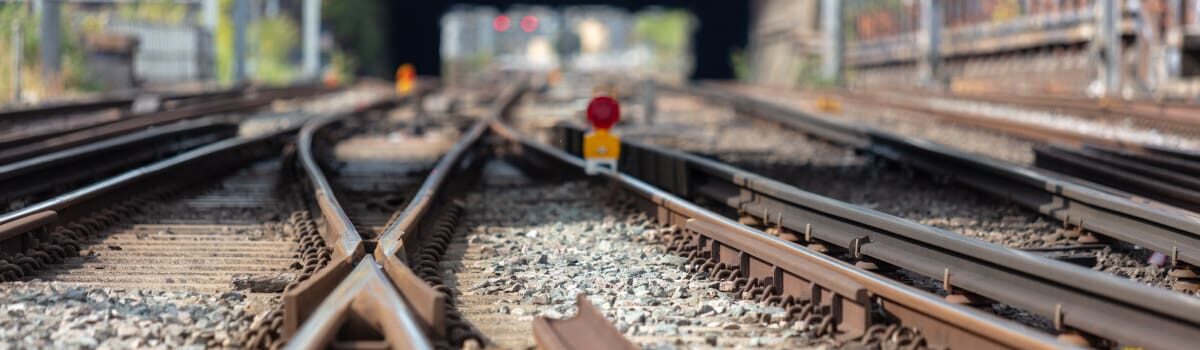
645, 94, 1191, 294
0, 283, 269, 349
918, 94, 1200, 150
511, 89, 1193, 310
720, 84, 1040, 165
449, 179, 833, 349
241, 82, 394, 136
515, 94, 1073, 249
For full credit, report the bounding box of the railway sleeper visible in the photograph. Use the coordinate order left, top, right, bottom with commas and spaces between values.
0, 192, 161, 282
653, 219, 928, 347
242, 210, 331, 350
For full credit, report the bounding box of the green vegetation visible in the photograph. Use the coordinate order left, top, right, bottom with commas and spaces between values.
323, 0, 386, 76
1, 4, 94, 100
633, 9, 695, 81
215, 0, 235, 84
633, 10, 690, 55
730, 48, 749, 82
794, 54, 840, 89
250, 16, 299, 84
117, 0, 190, 25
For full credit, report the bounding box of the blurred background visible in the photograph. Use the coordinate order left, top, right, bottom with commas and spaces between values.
5, 0, 1198, 104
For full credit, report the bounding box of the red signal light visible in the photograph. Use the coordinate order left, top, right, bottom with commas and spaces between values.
493, 15, 511, 32
520, 15, 539, 32
587, 96, 620, 129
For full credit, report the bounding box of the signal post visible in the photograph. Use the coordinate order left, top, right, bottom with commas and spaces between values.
583, 96, 621, 175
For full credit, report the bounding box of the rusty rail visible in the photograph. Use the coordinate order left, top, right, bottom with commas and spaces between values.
280, 95, 417, 347
552, 122, 1200, 348
0, 84, 327, 164
285, 81, 643, 349
497, 121, 1068, 349
1035, 144, 1200, 213
0, 84, 258, 123
0, 119, 236, 204
0, 116, 298, 283
532, 295, 637, 350
944, 91, 1200, 135
679, 83, 1200, 269
282, 84, 473, 348
614, 83, 1200, 347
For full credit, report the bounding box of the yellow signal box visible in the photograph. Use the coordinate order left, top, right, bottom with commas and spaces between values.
583, 128, 620, 175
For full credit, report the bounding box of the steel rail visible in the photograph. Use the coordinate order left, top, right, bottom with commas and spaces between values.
0, 115, 298, 285
0, 119, 236, 204
944, 91, 1200, 135
1035, 145, 1200, 212
278, 94, 420, 345
0, 124, 296, 228
675, 83, 1200, 269
0, 85, 251, 148
282, 93, 442, 349
617, 83, 1200, 346
0, 84, 327, 164
284, 83, 618, 349
503, 121, 1072, 349
532, 294, 637, 350
553, 122, 1200, 348
298, 81, 634, 350
0, 84, 259, 122
839, 90, 1113, 147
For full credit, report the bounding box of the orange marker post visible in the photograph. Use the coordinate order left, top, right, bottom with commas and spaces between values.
584, 96, 621, 175
396, 63, 416, 96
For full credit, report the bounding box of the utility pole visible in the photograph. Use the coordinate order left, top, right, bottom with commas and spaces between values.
1101, 0, 1121, 97
820, 0, 843, 85
203, 0, 218, 81
11, 21, 21, 103
39, 0, 60, 80
233, 0, 248, 82
641, 79, 656, 125
302, 0, 320, 78
1167, 0, 1183, 80
919, 0, 943, 87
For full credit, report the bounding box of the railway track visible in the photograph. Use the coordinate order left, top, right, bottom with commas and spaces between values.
0, 84, 327, 165
0, 84, 395, 348
671, 83, 1200, 272
0, 119, 237, 210
742, 84, 1200, 215
509, 78, 1200, 348
4, 77, 1196, 349
0, 115, 304, 348
20, 157, 303, 291
947, 92, 1200, 137
277, 80, 1075, 349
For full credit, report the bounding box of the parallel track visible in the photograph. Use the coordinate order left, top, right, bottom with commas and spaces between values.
647, 83, 1200, 348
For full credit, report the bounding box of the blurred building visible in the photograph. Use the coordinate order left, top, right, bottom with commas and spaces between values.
747, 0, 1200, 99
440, 5, 695, 82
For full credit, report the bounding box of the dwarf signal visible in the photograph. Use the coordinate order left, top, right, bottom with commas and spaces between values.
396, 63, 416, 96
584, 96, 620, 175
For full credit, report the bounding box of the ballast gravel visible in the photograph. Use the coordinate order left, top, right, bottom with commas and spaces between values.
450, 181, 833, 349
0, 283, 268, 349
